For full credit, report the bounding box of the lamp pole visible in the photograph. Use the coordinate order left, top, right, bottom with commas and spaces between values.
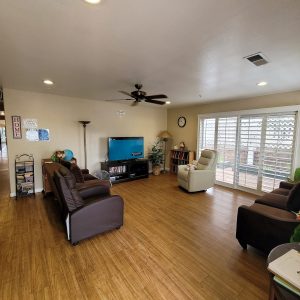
158, 131, 172, 173
163, 137, 167, 173
78, 121, 90, 169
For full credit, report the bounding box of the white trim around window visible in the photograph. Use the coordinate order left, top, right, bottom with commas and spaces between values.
197, 105, 300, 194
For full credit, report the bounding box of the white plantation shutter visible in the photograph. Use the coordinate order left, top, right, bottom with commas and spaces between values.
216, 117, 237, 184
237, 116, 263, 190
201, 118, 216, 150
199, 111, 297, 193
261, 113, 296, 192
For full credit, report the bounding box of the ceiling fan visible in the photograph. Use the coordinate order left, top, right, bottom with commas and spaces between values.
110, 84, 168, 106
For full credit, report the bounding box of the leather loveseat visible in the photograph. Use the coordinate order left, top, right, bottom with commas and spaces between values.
43, 160, 110, 199
236, 181, 300, 254
53, 166, 124, 245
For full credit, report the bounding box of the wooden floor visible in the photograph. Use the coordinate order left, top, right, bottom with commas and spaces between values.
0, 156, 270, 299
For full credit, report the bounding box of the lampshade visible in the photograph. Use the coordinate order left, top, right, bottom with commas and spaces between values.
158, 130, 172, 139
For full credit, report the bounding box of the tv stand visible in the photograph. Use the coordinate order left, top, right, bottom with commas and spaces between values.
100, 159, 149, 184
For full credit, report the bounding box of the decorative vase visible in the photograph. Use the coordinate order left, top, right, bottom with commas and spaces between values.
152, 165, 161, 176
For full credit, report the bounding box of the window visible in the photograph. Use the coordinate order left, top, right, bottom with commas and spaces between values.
216, 117, 237, 185
198, 110, 297, 193
261, 114, 296, 192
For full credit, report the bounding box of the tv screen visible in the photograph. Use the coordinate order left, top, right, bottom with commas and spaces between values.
108, 137, 144, 161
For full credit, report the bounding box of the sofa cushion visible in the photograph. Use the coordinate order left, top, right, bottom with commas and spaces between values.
54, 169, 84, 212
279, 181, 295, 190
76, 179, 111, 198
59, 160, 85, 183
271, 188, 290, 196
69, 164, 85, 183
248, 203, 296, 219
58, 167, 76, 189
287, 182, 300, 211
255, 193, 288, 210
196, 150, 216, 170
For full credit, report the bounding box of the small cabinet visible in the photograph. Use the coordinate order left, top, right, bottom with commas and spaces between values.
169, 150, 195, 174
15, 154, 35, 198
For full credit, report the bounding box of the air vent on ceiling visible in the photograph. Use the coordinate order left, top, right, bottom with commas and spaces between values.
244, 52, 269, 66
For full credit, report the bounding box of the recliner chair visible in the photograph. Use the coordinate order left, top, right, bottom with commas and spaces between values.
53, 166, 124, 245
177, 149, 218, 192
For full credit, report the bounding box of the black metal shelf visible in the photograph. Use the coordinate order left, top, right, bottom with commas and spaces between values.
15, 154, 35, 198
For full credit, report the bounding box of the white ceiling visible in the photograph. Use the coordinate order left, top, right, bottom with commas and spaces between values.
0, 0, 300, 107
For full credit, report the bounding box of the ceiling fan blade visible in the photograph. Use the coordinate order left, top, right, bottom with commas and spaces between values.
145, 99, 166, 105
119, 90, 133, 97
145, 94, 168, 100
105, 98, 132, 101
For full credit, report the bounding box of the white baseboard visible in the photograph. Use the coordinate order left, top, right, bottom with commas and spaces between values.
10, 188, 43, 198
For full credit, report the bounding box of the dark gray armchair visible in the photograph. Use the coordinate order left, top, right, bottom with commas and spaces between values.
53, 166, 124, 245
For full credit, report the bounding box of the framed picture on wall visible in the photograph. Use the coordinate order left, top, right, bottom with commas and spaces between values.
12, 116, 22, 139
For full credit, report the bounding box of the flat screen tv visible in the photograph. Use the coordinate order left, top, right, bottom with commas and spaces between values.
108, 137, 144, 161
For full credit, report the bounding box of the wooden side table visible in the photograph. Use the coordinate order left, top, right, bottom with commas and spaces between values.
267, 243, 300, 300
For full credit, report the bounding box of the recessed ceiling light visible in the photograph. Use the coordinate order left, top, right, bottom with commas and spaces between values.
43, 79, 54, 85
84, 0, 101, 4
166, 101, 171, 105
257, 81, 268, 86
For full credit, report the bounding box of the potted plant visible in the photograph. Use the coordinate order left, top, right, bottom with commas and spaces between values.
148, 141, 163, 175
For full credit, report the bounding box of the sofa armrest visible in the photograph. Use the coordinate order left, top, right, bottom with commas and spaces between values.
236, 204, 299, 253
255, 193, 288, 210
178, 165, 188, 172
70, 195, 124, 244
189, 169, 215, 183
78, 182, 110, 199
279, 181, 294, 190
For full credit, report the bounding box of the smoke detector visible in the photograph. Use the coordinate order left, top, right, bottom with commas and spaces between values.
244, 52, 269, 67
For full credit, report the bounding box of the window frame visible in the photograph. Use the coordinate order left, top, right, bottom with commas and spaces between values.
197, 105, 300, 194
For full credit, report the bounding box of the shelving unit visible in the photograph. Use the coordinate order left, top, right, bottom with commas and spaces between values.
169, 149, 195, 174
15, 154, 35, 198
101, 159, 149, 183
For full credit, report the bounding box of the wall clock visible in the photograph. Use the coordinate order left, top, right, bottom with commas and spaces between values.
178, 116, 186, 128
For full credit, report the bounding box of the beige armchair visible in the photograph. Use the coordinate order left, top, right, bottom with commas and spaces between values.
177, 149, 218, 192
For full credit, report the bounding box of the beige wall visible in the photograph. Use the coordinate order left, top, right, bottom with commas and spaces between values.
4, 88, 167, 195
167, 90, 300, 153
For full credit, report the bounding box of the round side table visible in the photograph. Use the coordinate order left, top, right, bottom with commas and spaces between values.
267, 243, 300, 300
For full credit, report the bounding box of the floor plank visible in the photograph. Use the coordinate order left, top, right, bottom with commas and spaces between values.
0, 159, 269, 299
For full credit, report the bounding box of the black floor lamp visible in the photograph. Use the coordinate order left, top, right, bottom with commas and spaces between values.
158, 130, 172, 173
78, 121, 90, 169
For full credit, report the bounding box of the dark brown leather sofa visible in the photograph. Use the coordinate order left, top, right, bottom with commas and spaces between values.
43, 160, 111, 199
236, 182, 300, 254
52, 166, 124, 245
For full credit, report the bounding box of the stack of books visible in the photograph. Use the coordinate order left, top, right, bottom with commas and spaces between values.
268, 249, 300, 296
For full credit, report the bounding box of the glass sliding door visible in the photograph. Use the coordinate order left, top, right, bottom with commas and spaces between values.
261, 114, 296, 192
198, 111, 297, 193
237, 116, 263, 191
216, 117, 237, 185
200, 118, 216, 150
